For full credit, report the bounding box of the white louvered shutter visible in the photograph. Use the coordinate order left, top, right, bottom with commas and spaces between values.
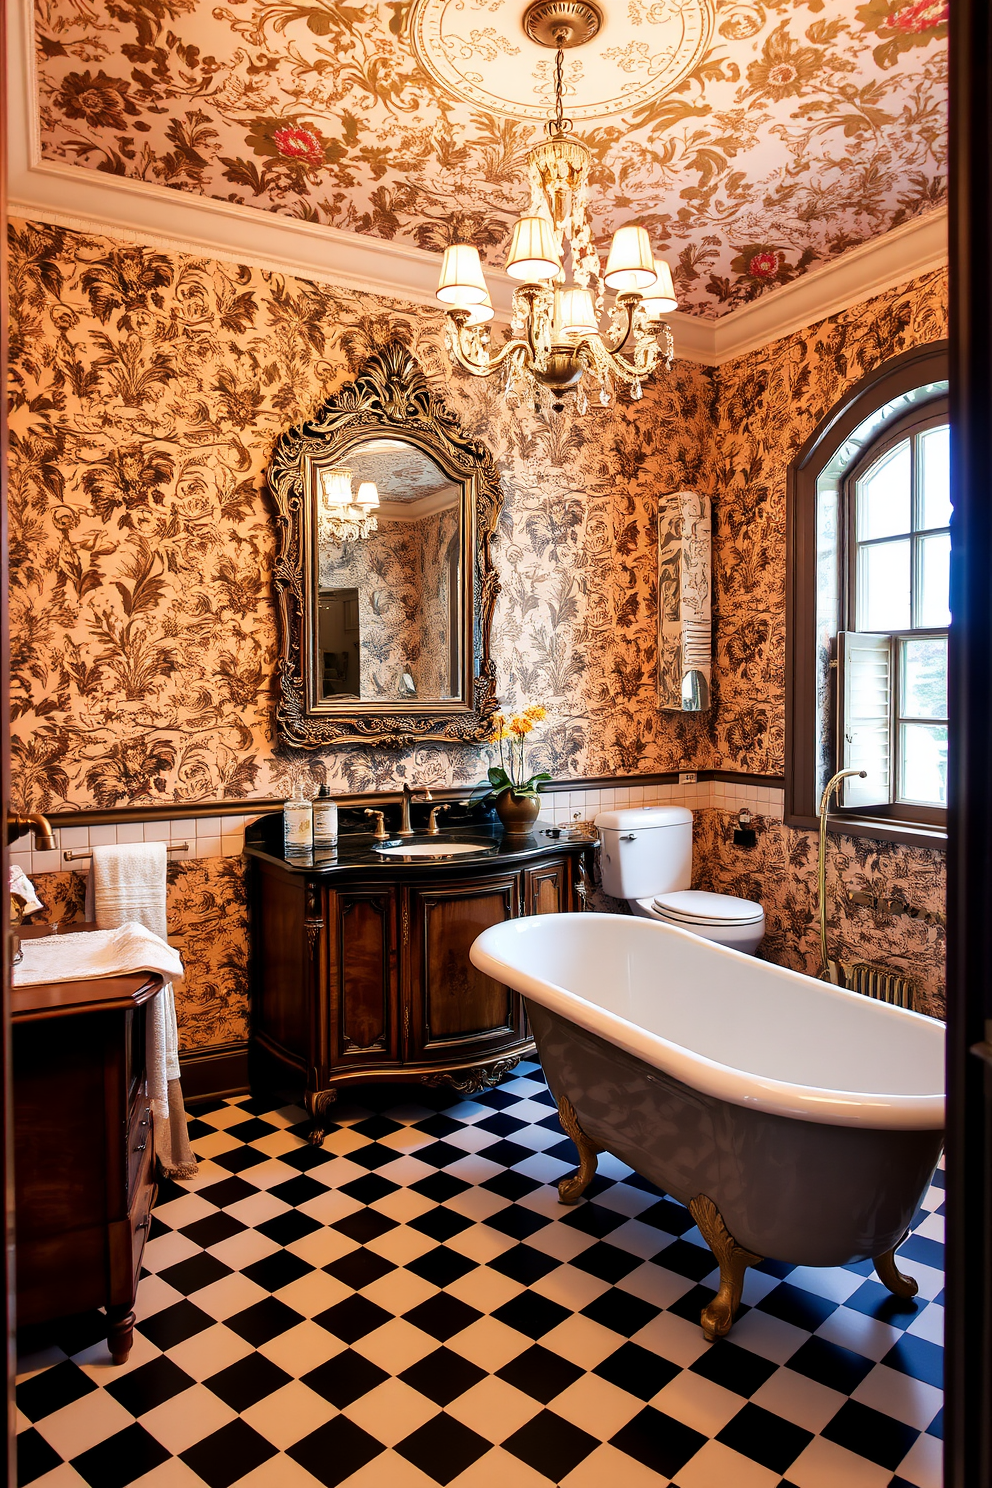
837, 630, 893, 809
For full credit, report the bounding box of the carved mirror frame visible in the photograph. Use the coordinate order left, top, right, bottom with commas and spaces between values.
269, 341, 502, 748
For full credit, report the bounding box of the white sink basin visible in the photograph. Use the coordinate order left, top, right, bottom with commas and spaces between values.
373, 840, 492, 858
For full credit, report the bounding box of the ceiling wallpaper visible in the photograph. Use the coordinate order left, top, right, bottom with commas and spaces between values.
34, 0, 947, 319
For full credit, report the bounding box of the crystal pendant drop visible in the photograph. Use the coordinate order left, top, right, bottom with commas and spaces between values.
631, 382, 642, 401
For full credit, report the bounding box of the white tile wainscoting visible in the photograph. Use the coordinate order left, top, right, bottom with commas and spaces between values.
10, 783, 786, 878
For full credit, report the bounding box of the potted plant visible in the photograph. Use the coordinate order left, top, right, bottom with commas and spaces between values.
486, 707, 551, 835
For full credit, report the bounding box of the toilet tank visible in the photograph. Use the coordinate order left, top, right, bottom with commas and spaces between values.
595, 806, 693, 900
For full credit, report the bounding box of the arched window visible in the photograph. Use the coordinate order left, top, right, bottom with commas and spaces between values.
786, 342, 949, 844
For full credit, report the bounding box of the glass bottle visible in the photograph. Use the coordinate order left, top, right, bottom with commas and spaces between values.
283, 782, 313, 855
313, 785, 339, 848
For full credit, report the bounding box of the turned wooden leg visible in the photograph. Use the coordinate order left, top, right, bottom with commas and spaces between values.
556, 1096, 603, 1205
307, 1088, 337, 1147
874, 1237, 919, 1299
107, 1306, 135, 1365
689, 1194, 763, 1341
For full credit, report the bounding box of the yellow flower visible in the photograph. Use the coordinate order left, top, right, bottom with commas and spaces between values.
523, 705, 547, 722
509, 715, 534, 736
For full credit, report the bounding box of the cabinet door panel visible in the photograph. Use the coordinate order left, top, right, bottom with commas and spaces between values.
335, 891, 396, 1060
411, 877, 520, 1051
526, 858, 568, 916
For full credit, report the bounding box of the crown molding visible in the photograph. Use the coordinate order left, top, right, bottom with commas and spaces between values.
5, 0, 947, 369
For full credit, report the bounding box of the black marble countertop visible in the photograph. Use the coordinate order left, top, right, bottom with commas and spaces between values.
244, 814, 596, 876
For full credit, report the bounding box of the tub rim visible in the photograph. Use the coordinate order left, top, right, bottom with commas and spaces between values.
470, 912, 945, 1131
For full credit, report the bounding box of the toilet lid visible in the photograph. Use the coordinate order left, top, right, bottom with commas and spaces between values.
651, 890, 764, 927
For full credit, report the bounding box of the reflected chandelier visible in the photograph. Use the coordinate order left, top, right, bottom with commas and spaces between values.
318, 469, 379, 542
435, 1, 677, 415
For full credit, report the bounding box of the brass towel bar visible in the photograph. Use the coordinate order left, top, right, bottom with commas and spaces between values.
63, 841, 190, 862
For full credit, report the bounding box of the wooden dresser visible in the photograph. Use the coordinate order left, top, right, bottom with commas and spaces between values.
12, 925, 162, 1364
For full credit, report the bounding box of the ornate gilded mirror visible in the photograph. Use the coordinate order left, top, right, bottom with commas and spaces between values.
269, 342, 502, 747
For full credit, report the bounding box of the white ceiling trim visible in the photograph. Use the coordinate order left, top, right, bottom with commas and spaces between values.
5, 0, 947, 369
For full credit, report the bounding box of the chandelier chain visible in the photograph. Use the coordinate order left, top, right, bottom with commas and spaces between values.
549, 43, 571, 136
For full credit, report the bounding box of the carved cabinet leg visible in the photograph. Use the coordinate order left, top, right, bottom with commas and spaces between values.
106, 1305, 135, 1365
556, 1096, 603, 1205
874, 1238, 919, 1300
307, 1088, 338, 1147
689, 1194, 763, 1341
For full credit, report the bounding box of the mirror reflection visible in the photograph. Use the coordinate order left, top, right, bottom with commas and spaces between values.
314, 439, 462, 703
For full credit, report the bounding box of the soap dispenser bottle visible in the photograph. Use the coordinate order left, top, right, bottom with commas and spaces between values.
313, 785, 338, 847
283, 782, 313, 855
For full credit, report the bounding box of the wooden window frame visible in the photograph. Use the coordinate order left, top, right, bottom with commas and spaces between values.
786, 341, 950, 847
840, 400, 949, 827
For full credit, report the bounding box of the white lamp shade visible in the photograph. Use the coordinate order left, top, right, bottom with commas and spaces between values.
436, 244, 489, 305
641, 259, 677, 316
355, 481, 380, 507
604, 225, 657, 292
463, 293, 495, 326
559, 287, 599, 337
505, 216, 561, 281
321, 468, 353, 504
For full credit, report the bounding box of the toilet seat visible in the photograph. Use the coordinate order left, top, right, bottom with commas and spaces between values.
650, 889, 764, 927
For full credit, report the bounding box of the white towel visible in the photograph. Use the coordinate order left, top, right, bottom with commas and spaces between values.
14, 923, 185, 988
88, 843, 197, 1179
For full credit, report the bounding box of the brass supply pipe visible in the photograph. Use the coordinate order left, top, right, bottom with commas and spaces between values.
7, 811, 57, 852
817, 769, 866, 979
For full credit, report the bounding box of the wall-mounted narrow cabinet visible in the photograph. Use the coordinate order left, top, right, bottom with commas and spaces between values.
246, 829, 592, 1140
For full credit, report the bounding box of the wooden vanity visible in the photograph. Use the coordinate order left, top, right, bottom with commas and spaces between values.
12, 925, 160, 1363
246, 817, 593, 1139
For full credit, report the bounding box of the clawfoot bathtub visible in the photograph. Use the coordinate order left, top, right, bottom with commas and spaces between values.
470, 913, 944, 1340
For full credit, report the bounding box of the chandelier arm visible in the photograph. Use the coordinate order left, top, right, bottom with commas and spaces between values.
447, 317, 533, 376
593, 343, 662, 384
599, 297, 638, 357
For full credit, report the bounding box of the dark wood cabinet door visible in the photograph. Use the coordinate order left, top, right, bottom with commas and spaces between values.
407, 875, 525, 1058
330, 889, 397, 1066
525, 857, 569, 916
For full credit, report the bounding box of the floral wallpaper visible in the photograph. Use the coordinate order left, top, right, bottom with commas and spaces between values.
7, 218, 949, 1047
705, 265, 948, 776
28, 858, 249, 1050
700, 267, 948, 1015
695, 810, 945, 1016
6, 217, 712, 817
33, 0, 947, 318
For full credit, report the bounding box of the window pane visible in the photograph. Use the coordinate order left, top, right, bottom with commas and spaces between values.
920, 424, 951, 529
857, 439, 911, 540
902, 636, 947, 719
918, 532, 951, 627
899, 721, 948, 806
858, 539, 911, 630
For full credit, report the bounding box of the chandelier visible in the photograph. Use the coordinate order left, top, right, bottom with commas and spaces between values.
434, 1, 677, 415
317, 468, 379, 542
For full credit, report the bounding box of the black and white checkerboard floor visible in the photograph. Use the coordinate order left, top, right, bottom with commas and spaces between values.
16, 1062, 944, 1488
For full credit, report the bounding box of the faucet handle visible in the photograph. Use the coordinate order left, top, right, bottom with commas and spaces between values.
364, 808, 388, 841
427, 803, 450, 836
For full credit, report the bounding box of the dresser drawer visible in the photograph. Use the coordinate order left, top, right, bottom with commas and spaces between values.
128, 1139, 156, 1282
127, 1096, 152, 1201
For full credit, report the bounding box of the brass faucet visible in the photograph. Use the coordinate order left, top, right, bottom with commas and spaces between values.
364, 809, 389, 841
427, 803, 450, 836
7, 811, 57, 852
397, 782, 432, 838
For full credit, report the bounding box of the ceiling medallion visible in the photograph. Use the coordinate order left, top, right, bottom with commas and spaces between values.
411, 0, 713, 123
435, 8, 678, 416
523, 2, 603, 49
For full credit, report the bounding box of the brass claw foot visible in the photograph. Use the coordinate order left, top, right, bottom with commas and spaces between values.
555, 1095, 603, 1205
874, 1238, 919, 1300
689, 1194, 763, 1341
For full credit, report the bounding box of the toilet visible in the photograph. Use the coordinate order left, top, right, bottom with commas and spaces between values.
595, 806, 765, 955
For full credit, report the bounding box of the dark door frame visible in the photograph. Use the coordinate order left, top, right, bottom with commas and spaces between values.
946, 2, 992, 1484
